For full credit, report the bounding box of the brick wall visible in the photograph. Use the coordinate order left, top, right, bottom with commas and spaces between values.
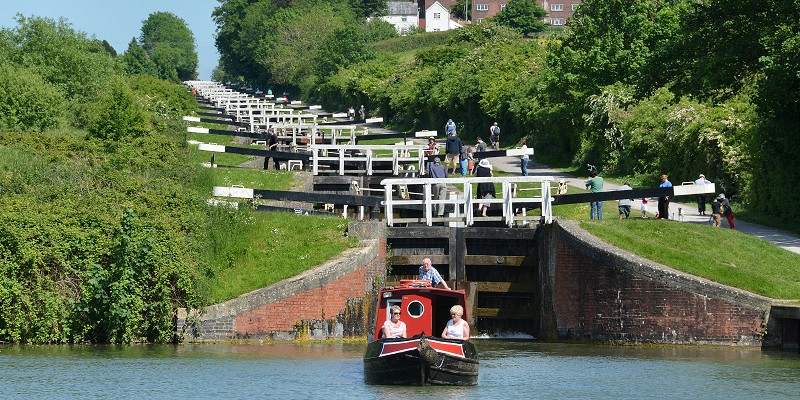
179, 238, 386, 341
542, 220, 772, 345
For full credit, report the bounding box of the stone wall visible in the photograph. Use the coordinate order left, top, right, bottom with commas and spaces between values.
540, 220, 772, 345
178, 234, 386, 341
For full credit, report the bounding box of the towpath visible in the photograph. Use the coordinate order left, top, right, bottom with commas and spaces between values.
489, 156, 800, 254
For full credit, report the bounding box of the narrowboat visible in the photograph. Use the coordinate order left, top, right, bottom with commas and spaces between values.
363, 280, 479, 385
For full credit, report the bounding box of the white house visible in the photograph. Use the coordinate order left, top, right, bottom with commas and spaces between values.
425, 1, 462, 32
381, 2, 420, 35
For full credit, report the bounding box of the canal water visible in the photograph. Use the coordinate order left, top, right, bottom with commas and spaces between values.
2, 340, 799, 399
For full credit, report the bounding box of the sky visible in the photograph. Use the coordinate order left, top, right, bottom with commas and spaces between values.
1, 0, 220, 80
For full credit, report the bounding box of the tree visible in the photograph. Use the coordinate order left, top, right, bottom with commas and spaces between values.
349, 0, 388, 18
315, 26, 377, 78
2, 15, 117, 100
121, 37, 158, 77
450, 0, 472, 21
492, 0, 547, 35
212, 0, 264, 84
139, 12, 198, 81
257, 3, 355, 89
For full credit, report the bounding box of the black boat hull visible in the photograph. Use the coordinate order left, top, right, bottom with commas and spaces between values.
363, 337, 479, 386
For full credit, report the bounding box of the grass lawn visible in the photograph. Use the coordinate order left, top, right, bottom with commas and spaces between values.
580, 219, 800, 300
203, 212, 356, 303
501, 168, 800, 300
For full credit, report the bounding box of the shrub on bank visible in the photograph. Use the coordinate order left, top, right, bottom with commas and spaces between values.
0, 64, 66, 132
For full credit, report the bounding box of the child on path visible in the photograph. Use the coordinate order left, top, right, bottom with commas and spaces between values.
640, 198, 649, 218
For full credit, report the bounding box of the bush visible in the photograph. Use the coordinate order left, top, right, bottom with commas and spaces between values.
0, 129, 203, 343
0, 64, 66, 132
88, 79, 151, 141
127, 74, 197, 120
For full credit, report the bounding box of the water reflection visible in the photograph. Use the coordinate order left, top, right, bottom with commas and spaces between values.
1, 341, 798, 399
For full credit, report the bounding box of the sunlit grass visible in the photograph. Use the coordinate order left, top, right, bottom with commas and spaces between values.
203, 212, 357, 302
580, 219, 800, 299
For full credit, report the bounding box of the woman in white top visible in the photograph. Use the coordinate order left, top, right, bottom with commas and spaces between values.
442, 304, 470, 340
382, 305, 407, 338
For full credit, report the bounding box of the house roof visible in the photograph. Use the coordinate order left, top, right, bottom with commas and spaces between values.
387, 1, 418, 15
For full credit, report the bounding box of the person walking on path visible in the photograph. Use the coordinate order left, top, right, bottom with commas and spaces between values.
459, 144, 469, 176
585, 169, 604, 219
618, 181, 633, 219
694, 174, 712, 215
465, 146, 475, 175
445, 131, 463, 175
658, 174, 672, 219
358, 105, 366, 122
710, 195, 723, 227
718, 194, 735, 230
519, 139, 530, 176
475, 137, 487, 153
427, 157, 448, 217
263, 129, 278, 170
445, 119, 456, 136
476, 159, 495, 217
489, 122, 500, 150
640, 197, 650, 218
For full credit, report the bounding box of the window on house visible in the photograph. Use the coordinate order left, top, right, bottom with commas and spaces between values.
477, 18, 483, 23
572, 4, 580, 12
551, 4, 564, 11
402, 17, 407, 22
551, 18, 564, 26
434, 12, 441, 19
500, 4, 506, 11
476, 4, 489, 11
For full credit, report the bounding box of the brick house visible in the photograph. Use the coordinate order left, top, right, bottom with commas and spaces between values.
416, 0, 582, 27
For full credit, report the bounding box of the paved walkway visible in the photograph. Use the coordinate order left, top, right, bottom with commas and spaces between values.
488, 156, 800, 254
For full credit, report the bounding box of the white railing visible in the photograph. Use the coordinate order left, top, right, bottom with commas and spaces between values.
380, 176, 555, 227
310, 144, 426, 176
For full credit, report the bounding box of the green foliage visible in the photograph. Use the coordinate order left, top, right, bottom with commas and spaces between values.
203, 212, 355, 303
139, 12, 198, 81
121, 37, 158, 77
127, 74, 197, 120
370, 30, 455, 55
214, 0, 395, 94
349, 0, 388, 18
1, 15, 117, 128
363, 18, 399, 42
315, 25, 378, 79
0, 63, 66, 132
451, 0, 472, 20
0, 129, 204, 343
88, 79, 152, 141
493, 0, 547, 35
259, 3, 354, 89
213, 0, 269, 84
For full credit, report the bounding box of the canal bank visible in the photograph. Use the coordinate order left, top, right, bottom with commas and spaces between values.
178, 220, 798, 350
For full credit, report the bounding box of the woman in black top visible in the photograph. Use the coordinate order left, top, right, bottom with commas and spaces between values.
476, 159, 495, 217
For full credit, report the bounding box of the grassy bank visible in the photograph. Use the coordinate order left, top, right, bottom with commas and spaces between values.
511, 168, 800, 299
581, 219, 800, 299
